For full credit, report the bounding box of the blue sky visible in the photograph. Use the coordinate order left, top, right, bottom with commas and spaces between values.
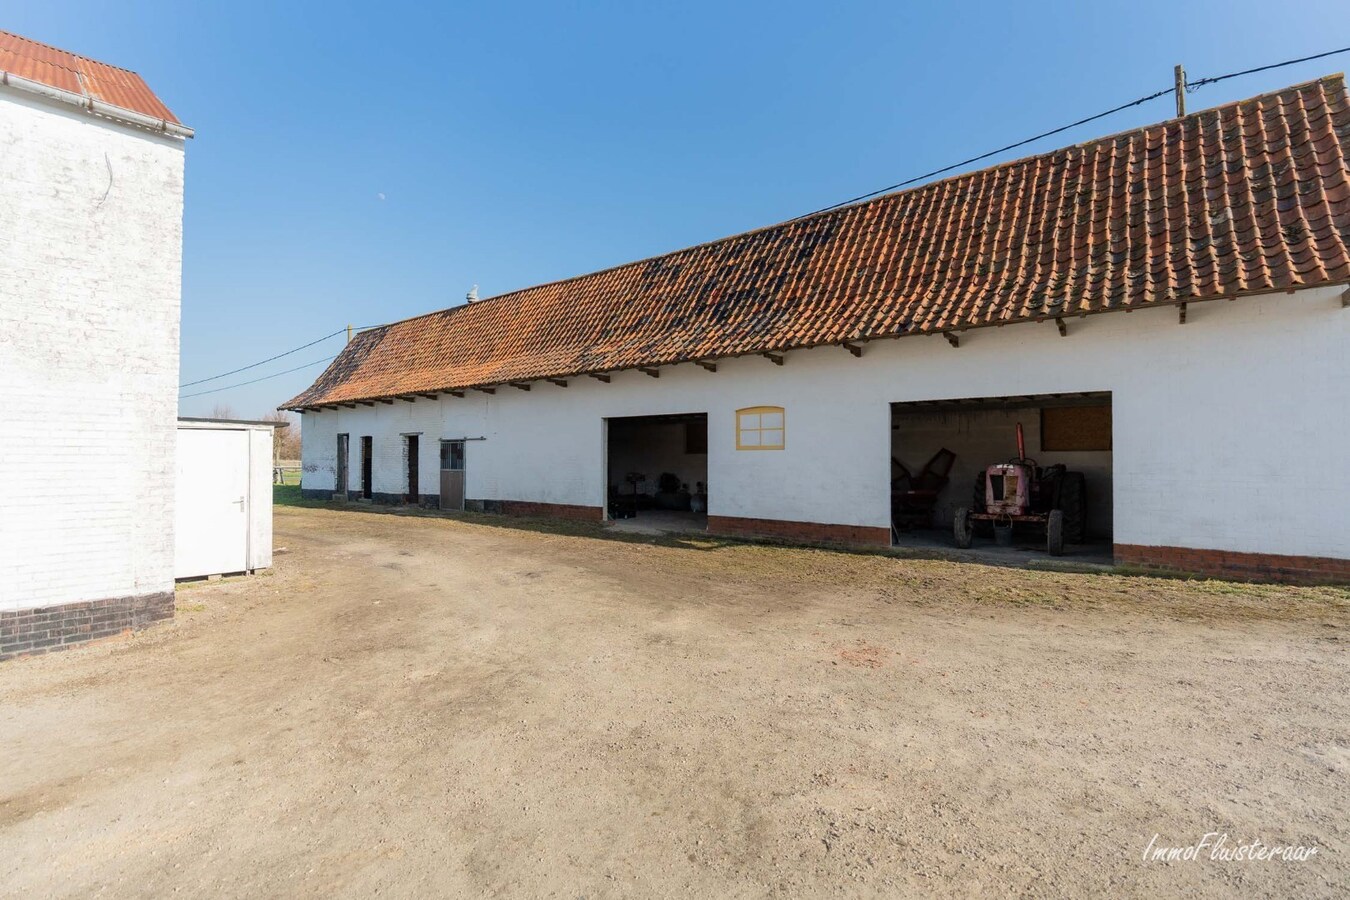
8, 1, 1349, 416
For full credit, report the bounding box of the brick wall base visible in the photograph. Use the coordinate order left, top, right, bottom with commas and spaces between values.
1115, 544, 1350, 584
489, 500, 604, 522
708, 515, 892, 547
1, 591, 174, 662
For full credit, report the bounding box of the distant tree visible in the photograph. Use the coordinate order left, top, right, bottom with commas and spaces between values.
261, 411, 301, 461
208, 403, 237, 420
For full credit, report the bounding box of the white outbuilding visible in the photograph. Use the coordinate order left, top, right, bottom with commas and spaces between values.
175, 419, 282, 580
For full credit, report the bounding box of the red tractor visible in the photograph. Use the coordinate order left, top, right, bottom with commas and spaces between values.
953, 423, 1086, 556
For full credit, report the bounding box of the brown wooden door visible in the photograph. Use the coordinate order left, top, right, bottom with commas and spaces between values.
360, 436, 373, 499
406, 435, 419, 503
439, 440, 465, 510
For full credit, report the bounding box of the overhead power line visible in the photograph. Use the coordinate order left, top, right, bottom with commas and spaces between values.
795, 44, 1350, 221
178, 328, 346, 388
179, 355, 337, 399
1186, 45, 1350, 89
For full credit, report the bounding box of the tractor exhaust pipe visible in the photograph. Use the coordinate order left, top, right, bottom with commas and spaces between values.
1016, 422, 1026, 462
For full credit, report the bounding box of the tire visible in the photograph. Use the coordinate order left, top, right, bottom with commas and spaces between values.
1058, 472, 1087, 544
1046, 509, 1064, 556
954, 507, 974, 548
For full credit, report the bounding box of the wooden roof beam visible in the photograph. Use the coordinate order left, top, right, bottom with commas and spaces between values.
695, 360, 717, 372
447, 390, 465, 398
473, 387, 495, 395
379, 399, 395, 405
398, 396, 417, 402
841, 341, 863, 358
419, 393, 440, 400
1055, 317, 1068, 337
638, 367, 660, 378
588, 373, 611, 383
944, 332, 960, 348
509, 382, 531, 391
762, 352, 784, 366
547, 378, 568, 388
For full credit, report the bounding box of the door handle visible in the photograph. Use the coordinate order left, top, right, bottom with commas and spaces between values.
233, 497, 245, 508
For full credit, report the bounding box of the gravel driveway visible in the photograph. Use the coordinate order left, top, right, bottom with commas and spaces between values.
2, 505, 1346, 897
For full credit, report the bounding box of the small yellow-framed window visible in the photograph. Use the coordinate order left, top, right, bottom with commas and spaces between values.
736, 406, 785, 450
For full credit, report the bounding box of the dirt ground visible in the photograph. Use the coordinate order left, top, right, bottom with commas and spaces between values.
2, 506, 1347, 898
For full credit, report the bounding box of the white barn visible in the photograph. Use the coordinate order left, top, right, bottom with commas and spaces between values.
0, 32, 191, 659
287, 77, 1350, 583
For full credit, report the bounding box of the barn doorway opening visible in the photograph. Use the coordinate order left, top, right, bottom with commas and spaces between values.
889, 392, 1113, 561
360, 435, 373, 500
605, 412, 708, 534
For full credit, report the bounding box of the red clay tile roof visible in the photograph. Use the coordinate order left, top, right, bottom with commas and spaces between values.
0, 30, 180, 124
285, 75, 1350, 409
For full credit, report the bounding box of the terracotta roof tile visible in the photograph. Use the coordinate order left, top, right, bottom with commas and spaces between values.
0, 30, 179, 124
286, 75, 1350, 409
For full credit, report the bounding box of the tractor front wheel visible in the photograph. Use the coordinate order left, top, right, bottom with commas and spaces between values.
1046, 509, 1064, 556
954, 507, 974, 549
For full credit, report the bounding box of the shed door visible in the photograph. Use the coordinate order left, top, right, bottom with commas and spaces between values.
440, 440, 465, 510
176, 428, 250, 578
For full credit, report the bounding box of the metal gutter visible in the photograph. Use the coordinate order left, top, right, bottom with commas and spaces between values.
0, 69, 194, 138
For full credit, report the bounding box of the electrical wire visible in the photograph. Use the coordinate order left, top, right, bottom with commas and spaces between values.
1186, 45, 1350, 90
795, 44, 1350, 221
178, 328, 346, 388
179, 355, 337, 399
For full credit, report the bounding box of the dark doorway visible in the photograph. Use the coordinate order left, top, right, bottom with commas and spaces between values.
405, 435, 419, 503
336, 433, 349, 494
605, 412, 708, 530
439, 440, 465, 510
360, 435, 373, 499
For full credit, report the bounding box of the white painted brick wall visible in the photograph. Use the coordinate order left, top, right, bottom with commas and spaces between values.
301, 286, 1349, 559
0, 90, 186, 611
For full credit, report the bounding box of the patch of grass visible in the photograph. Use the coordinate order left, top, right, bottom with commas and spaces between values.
273, 484, 328, 508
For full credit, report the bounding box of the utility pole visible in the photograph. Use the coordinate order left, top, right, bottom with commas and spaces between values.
1174, 64, 1186, 117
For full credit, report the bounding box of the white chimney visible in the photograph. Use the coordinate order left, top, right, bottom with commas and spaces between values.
466, 284, 479, 304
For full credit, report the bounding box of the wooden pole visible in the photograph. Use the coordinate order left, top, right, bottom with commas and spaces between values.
1174, 65, 1186, 117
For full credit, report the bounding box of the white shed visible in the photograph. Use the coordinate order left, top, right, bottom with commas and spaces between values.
175, 418, 282, 579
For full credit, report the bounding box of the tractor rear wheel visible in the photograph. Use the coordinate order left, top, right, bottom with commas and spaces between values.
1046, 509, 1064, 556
954, 507, 974, 548
1059, 472, 1087, 544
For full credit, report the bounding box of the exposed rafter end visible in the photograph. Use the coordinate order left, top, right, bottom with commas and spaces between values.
448, 391, 465, 398
398, 396, 417, 403
509, 382, 531, 391
419, 393, 439, 400
1055, 317, 1067, 337
841, 341, 863, 358
695, 360, 717, 373
1178, 303, 1188, 325
340, 403, 356, 409
359, 401, 375, 407
474, 387, 496, 395
944, 332, 960, 348
547, 378, 568, 388
639, 367, 660, 378
1341, 287, 1349, 308
588, 373, 611, 383
379, 399, 395, 405
762, 352, 784, 366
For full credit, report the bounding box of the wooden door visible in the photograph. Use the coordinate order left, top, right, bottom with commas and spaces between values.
361, 436, 373, 499
439, 440, 465, 510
